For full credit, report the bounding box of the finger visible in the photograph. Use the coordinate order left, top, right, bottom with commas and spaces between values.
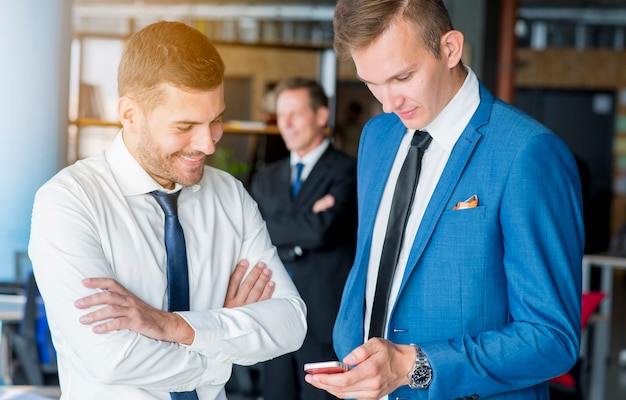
343, 342, 371, 366
79, 301, 146, 330
304, 373, 354, 398
91, 320, 119, 334
78, 305, 120, 325
312, 201, 322, 213
81, 277, 124, 291
324, 194, 335, 208
258, 280, 275, 301
236, 263, 266, 301
90, 316, 131, 334
74, 289, 123, 309
307, 370, 383, 400
312, 194, 335, 213
77, 298, 144, 329
243, 267, 272, 302
225, 260, 249, 299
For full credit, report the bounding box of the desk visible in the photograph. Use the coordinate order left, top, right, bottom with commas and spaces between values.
581, 253, 626, 400
0, 294, 25, 322
0, 294, 25, 386
0, 385, 60, 399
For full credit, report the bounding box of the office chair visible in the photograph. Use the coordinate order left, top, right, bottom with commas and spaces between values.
549, 291, 606, 399
9, 273, 58, 386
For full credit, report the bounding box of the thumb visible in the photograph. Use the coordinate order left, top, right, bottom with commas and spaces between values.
343, 342, 372, 366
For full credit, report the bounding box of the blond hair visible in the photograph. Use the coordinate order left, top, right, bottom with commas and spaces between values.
117, 21, 225, 114
333, 0, 453, 60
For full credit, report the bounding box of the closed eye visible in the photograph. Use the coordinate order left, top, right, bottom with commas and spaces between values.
176, 124, 194, 132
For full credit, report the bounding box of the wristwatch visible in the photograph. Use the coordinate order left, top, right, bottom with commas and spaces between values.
408, 344, 433, 389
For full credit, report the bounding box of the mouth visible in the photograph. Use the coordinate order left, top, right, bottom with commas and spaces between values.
177, 153, 205, 168
396, 108, 417, 120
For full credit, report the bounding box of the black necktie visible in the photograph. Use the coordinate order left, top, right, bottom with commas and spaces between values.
151, 191, 199, 400
292, 162, 305, 198
368, 131, 433, 339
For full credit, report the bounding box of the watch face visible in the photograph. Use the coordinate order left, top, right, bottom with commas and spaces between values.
410, 365, 432, 388
408, 345, 432, 389
415, 366, 430, 382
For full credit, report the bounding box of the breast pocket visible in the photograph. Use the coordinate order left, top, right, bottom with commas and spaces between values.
430, 205, 495, 260
440, 205, 487, 230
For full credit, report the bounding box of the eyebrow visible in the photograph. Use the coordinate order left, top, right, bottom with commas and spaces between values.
212, 109, 226, 122
358, 66, 415, 86
172, 109, 226, 125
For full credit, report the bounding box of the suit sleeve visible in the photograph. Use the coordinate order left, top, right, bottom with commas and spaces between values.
252, 155, 357, 253
421, 133, 584, 398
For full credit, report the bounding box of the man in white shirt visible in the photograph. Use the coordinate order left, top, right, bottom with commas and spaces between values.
29, 21, 306, 399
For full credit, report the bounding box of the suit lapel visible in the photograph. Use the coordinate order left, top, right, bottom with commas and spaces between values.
401, 129, 481, 279
277, 159, 292, 201
399, 83, 494, 292
335, 117, 406, 354
359, 118, 407, 245
296, 146, 335, 201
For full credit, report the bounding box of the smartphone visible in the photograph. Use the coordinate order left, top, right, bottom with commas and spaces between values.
304, 361, 349, 374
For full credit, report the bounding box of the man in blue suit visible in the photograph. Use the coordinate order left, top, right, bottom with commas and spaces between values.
305, 0, 584, 399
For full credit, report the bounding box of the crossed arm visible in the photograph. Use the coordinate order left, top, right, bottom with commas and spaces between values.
75, 259, 275, 345
312, 194, 335, 214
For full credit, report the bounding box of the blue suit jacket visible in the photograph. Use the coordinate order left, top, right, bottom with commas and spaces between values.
333, 82, 584, 399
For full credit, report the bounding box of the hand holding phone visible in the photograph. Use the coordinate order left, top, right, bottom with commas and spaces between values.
304, 361, 349, 374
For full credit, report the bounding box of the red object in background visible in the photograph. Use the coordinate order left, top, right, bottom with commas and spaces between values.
549, 291, 606, 390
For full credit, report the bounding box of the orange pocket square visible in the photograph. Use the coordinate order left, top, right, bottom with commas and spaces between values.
453, 194, 478, 210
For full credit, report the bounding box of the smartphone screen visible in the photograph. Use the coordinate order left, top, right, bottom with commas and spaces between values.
304, 361, 349, 374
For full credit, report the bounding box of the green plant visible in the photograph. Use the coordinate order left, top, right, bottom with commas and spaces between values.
209, 147, 250, 179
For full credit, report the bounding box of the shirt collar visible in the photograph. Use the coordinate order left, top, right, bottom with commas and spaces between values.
105, 130, 200, 197
290, 137, 330, 168
423, 66, 480, 152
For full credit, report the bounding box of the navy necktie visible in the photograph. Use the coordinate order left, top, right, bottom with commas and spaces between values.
368, 130, 432, 339
151, 191, 199, 400
292, 162, 305, 198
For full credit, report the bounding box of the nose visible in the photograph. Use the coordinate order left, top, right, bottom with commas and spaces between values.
194, 124, 222, 155
278, 114, 292, 129
378, 86, 401, 114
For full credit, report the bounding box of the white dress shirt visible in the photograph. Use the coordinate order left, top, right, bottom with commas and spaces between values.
29, 132, 307, 399
364, 67, 480, 340
289, 138, 330, 184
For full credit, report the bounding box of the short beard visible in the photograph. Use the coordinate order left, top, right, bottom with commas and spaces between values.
136, 124, 205, 187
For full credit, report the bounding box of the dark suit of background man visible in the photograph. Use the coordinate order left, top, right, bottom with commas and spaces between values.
251, 77, 357, 400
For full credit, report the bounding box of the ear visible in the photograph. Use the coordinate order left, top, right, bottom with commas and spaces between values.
118, 96, 139, 130
316, 106, 330, 128
441, 30, 464, 68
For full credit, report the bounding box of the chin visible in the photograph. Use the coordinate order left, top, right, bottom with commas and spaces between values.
400, 117, 427, 131
178, 169, 204, 187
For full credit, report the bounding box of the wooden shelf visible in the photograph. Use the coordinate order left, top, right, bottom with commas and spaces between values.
212, 40, 333, 52
70, 118, 121, 128
224, 122, 281, 135
69, 119, 281, 135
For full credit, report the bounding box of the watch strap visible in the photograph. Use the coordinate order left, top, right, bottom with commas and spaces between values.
408, 344, 432, 389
